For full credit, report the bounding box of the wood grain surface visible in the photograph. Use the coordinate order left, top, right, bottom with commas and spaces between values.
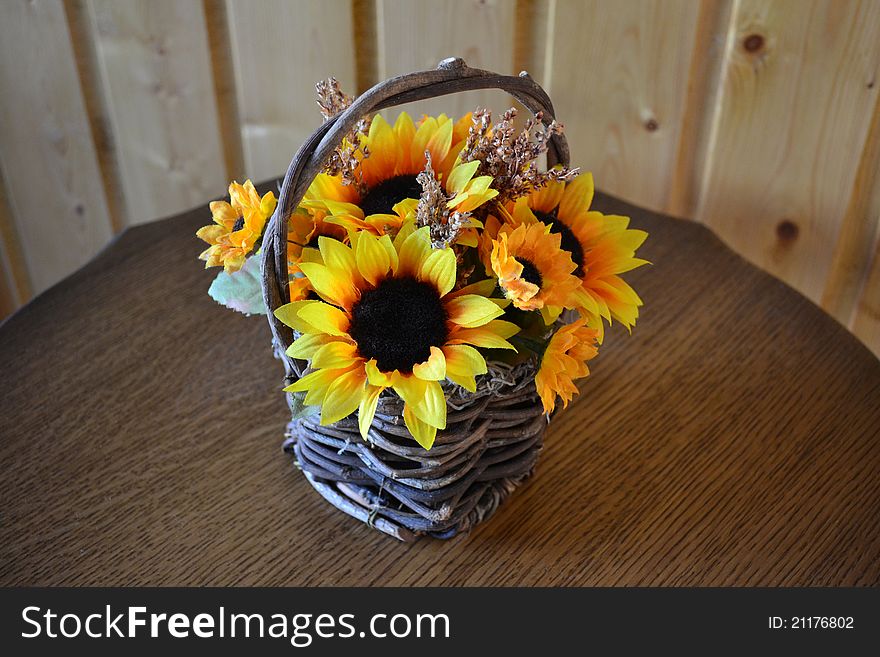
548, 0, 703, 213
376, 0, 517, 119
225, 0, 357, 183
87, 0, 228, 226
0, 0, 114, 293
1, 187, 878, 586
695, 0, 880, 304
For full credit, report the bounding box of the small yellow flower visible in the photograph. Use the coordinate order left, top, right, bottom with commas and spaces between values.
535, 318, 599, 414
197, 180, 277, 273
488, 221, 584, 323
274, 225, 520, 450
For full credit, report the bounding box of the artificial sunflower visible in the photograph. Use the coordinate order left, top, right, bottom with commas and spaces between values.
285, 206, 349, 301
303, 112, 497, 238
273, 225, 519, 449
510, 173, 648, 337
534, 317, 599, 414
488, 221, 585, 323
197, 180, 277, 273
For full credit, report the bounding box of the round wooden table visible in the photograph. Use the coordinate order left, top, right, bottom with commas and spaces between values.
2, 189, 878, 586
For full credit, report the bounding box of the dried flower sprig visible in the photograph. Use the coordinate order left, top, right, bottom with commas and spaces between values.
416, 153, 472, 249
459, 108, 579, 204
315, 77, 369, 189
316, 77, 354, 120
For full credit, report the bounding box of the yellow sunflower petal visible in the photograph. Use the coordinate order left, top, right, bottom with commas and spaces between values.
403, 404, 436, 450
425, 118, 453, 166
393, 112, 417, 172
559, 171, 594, 220
223, 252, 246, 273
392, 374, 426, 407
449, 186, 499, 214
306, 172, 358, 204
445, 160, 480, 196
442, 344, 487, 392
417, 380, 447, 429
320, 368, 367, 425
318, 236, 357, 279
510, 199, 539, 226
448, 320, 520, 350
324, 199, 366, 221
529, 179, 565, 214
283, 367, 339, 394
296, 302, 350, 337
259, 191, 277, 218
358, 384, 384, 439
196, 225, 226, 243
365, 359, 396, 387
210, 200, 238, 227
298, 262, 358, 309
311, 340, 360, 369
397, 225, 432, 277
285, 332, 334, 359
274, 300, 321, 332
448, 278, 497, 298
356, 230, 393, 286
288, 276, 313, 302
412, 346, 446, 380
445, 294, 504, 328
418, 247, 456, 297
540, 305, 564, 325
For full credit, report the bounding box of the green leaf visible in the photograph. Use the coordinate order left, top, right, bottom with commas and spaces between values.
208, 256, 267, 316
288, 390, 319, 420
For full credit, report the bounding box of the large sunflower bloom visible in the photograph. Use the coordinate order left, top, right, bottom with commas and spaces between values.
535, 318, 599, 414
273, 225, 519, 450
510, 173, 648, 337
197, 180, 277, 273
303, 112, 496, 238
489, 222, 584, 323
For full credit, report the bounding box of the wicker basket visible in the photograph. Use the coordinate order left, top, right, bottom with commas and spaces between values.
261, 58, 569, 541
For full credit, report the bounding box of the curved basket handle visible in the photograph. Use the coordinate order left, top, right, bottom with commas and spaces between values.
261, 57, 569, 370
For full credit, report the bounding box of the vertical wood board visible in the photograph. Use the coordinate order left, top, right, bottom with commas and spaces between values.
88, 0, 227, 225
696, 0, 880, 303
0, 0, 114, 293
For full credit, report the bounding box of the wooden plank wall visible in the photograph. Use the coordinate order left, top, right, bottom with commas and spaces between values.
1, 0, 878, 357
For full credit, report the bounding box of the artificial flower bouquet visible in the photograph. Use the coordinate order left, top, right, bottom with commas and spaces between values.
196, 61, 647, 540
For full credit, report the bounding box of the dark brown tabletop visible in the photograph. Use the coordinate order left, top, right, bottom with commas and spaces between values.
2, 190, 878, 586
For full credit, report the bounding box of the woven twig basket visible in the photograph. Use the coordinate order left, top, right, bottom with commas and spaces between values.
261, 58, 569, 541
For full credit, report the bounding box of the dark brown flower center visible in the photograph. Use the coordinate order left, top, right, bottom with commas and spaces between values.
515, 257, 543, 288
349, 276, 448, 373
535, 209, 585, 278
232, 217, 246, 232
360, 175, 422, 217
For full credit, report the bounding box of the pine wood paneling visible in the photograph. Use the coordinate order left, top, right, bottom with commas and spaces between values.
225, 0, 358, 182
852, 235, 880, 355
695, 0, 880, 304
0, 167, 30, 317
88, 0, 227, 225
376, 0, 517, 119
0, 0, 114, 294
821, 92, 880, 338
547, 0, 702, 212
204, 0, 246, 182
0, 0, 877, 354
